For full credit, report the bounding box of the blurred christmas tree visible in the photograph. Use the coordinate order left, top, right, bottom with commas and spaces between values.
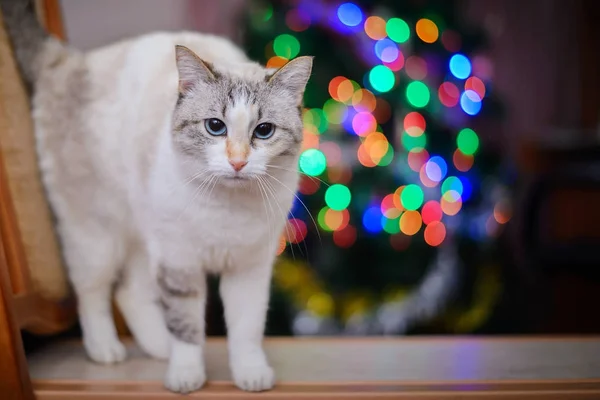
242, 0, 513, 335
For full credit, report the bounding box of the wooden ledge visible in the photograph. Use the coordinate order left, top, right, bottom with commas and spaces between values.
32, 380, 600, 399
28, 337, 600, 399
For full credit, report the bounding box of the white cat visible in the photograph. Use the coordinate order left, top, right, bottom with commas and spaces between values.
1, 0, 312, 393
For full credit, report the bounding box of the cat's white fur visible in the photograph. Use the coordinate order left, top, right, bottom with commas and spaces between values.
29, 31, 311, 393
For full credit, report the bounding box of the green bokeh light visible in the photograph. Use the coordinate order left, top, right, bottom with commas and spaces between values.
323, 100, 347, 125
386, 18, 410, 43
369, 65, 395, 93
401, 130, 427, 151
325, 184, 351, 211
303, 108, 328, 133
377, 143, 395, 166
401, 184, 424, 210
457, 128, 479, 155
317, 206, 331, 231
299, 149, 327, 177
274, 34, 300, 59
382, 216, 401, 234
441, 176, 463, 196
406, 81, 430, 108
263, 5, 273, 21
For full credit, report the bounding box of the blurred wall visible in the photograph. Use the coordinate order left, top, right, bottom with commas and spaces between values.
462, 0, 588, 154
60, 0, 247, 51
61, 0, 594, 153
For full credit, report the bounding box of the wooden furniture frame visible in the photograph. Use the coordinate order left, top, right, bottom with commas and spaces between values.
0, 1, 73, 398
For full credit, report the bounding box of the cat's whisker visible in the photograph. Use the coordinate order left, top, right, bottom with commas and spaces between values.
259, 175, 299, 260
205, 175, 220, 205
264, 172, 322, 244
167, 168, 210, 195
255, 176, 276, 256
175, 174, 215, 221
261, 176, 308, 259
265, 164, 331, 187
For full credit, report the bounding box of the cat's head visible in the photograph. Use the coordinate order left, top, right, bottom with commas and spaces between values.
172, 45, 312, 187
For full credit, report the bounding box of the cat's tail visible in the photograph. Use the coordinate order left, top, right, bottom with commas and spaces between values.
0, 0, 71, 91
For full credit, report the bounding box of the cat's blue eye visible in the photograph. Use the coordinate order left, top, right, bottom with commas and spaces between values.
254, 123, 275, 139
205, 118, 227, 136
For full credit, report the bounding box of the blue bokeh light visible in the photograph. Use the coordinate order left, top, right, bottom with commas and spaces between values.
449, 54, 472, 79
363, 206, 383, 233
289, 196, 307, 219
458, 175, 473, 202
427, 156, 448, 182
337, 3, 363, 27
442, 176, 464, 196
341, 107, 357, 134
374, 39, 398, 63
460, 90, 482, 115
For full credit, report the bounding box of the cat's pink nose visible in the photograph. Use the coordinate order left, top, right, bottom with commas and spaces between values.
229, 160, 248, 172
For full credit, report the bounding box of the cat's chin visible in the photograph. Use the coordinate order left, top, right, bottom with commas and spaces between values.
220, 175, 255, 188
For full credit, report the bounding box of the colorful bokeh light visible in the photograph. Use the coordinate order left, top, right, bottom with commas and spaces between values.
408, 149, 429, 172
386, 17, 410, 43
299, 148, 327, 176
286, 218, 308, 243
273, 34, 300, 59
261, 2, 493, 252
325, 208, 350, 231
364, 16, 387, 40
453, 149, 474, 172
438, 82, 460, 107
382, 214, 401, 234
333, 225, 357, 247
401, 130, 427, 151
325, 184, 352, 211
465, 76, 486, 99
460, 90, 482, 115
424, 221, 446, 246
400, 211, 422, 235
369, 65, 395, 92
337, 2, 363, 27
375, 39, 399, 63
400, 184, 424, 210
416, 18, 439, 43
266, 56, 288, 68
421, 200, 442, 225
286, 9, 311, 32
363, 206, 383, 233
404, 111, 426, 137
406, 81, 430, 108
457, 128, 479, 155
449, 54, 472, 79
442, 176, 463, 197
425, 156, 448, 183
405, 56, 427, 80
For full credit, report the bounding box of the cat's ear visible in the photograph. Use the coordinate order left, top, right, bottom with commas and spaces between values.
267, 56, 313, 104
175, 45, 217, 93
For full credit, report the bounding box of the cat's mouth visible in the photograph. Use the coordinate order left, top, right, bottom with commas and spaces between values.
224, 175, 251, 181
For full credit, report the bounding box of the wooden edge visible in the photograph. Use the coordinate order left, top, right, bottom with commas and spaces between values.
12, 293, 76, 335
0, 234, 34, 399
36, 0, 66, 40
32, 379, 600, 399
96, 335, 600, 343
0, 30, 76, 334
0, 137, 34, 297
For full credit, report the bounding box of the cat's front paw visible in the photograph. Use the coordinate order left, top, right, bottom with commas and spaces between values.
84, 337, 127, 364
232, 363, 275, 392
164, 362, 206, 394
